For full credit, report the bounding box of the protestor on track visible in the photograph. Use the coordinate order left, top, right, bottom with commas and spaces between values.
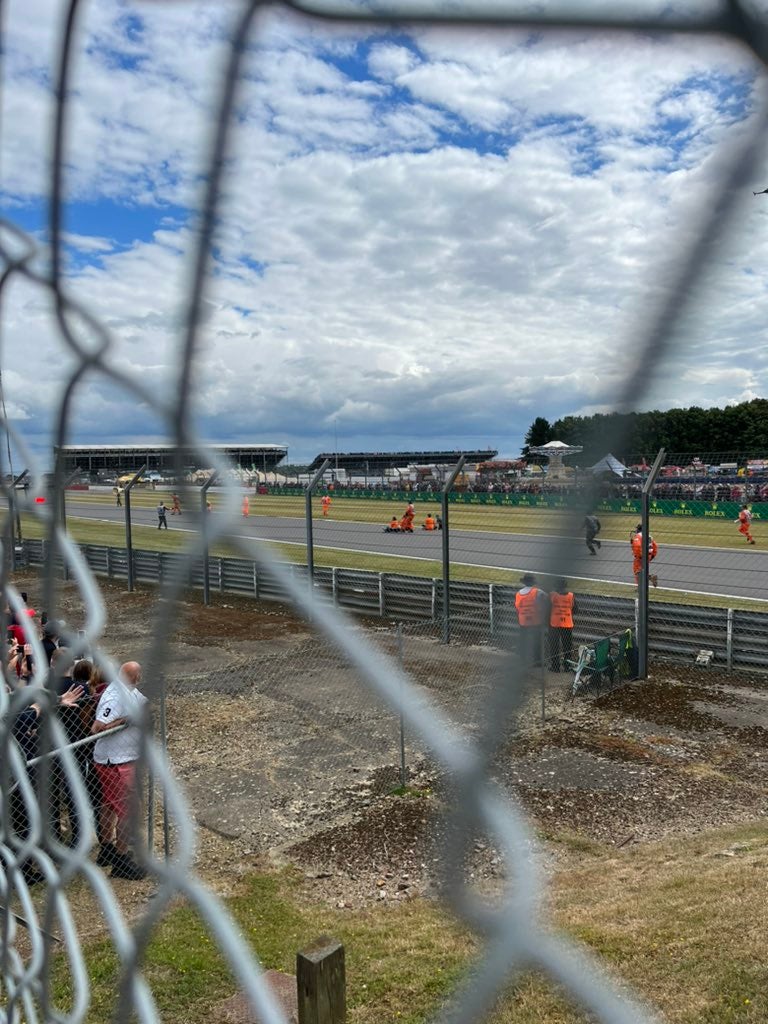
583, 514, 601, 555
241, 495, 250, 518
422, 513, 437, 531
384, 516, 401, 533
631, 523, 658, 587
321, 495, 332, 518
170, 494, 182, 516
400, 502, 415, 533
735, 504, 756, 545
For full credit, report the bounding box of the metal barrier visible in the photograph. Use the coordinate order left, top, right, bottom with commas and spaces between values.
21, 538, 768, 673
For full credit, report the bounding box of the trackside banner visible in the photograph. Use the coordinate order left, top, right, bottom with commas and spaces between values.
276, 487, 767, 518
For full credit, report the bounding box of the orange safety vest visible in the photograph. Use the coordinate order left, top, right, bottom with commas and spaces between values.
632, 534, 657, 560
550, 592, 574, 629
515, 588, 542, 626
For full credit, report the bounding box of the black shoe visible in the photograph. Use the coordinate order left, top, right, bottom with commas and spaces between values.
111, 855, 147, 880
96, 843, 118, 867
596, 540, 602, 548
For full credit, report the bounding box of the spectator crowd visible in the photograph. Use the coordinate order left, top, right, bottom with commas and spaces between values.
5, 595, 147, 885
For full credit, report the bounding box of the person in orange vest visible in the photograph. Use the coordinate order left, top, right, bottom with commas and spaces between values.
422, 513, 436, 531
385, 515, 401, 532
631, 523, 658, 587
735, 504, 756, 544
514, 573, 548, 667
170, 493, 182, 516
321, 494, 332, 518
400, 502, 415, 533
241, 495, 250, 518
549, 578, 578, 672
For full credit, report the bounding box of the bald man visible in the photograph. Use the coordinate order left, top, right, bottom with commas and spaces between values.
91, 662, 148, 880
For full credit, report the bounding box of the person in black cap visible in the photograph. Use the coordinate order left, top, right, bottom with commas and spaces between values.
514, 573, 548, 667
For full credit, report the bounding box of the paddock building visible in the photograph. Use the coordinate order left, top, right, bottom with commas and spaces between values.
56, 444, 288, 478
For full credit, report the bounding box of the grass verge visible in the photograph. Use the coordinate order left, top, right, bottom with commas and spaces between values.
15, 513, 767, 612
48, 820, 768, 1023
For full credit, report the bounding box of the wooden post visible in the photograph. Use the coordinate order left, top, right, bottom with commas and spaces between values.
297, 936, 345, 1024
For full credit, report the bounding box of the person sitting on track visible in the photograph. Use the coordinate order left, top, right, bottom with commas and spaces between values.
384, 516, 402, 533
422, 513, 437, 531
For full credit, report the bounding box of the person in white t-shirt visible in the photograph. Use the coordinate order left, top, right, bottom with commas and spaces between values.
91, 662, 148, 880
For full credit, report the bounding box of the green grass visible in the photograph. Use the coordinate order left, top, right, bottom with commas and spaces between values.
61, 490, 765, 550
45, 820, 768, 1023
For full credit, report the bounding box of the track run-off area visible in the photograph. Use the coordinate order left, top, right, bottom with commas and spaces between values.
50, 492, 768, 604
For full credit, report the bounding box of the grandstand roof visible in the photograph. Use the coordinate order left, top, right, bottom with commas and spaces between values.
57, 443, 287, 473
307, 449, 498, 474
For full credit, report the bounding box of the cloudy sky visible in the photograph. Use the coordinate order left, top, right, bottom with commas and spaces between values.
3, 0, 768, 464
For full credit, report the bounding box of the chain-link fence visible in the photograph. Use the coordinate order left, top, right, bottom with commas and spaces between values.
5, 2, 768, 1023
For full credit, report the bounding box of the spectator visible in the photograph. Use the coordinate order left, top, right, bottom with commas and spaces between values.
91, 662, 148, 880
50, 648, 92, 849
42, 621, 60, 665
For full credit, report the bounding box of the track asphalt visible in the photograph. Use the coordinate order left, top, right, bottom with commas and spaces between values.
64, 498, 768, 602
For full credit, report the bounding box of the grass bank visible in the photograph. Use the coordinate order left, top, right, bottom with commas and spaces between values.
50, 820, 768, 1023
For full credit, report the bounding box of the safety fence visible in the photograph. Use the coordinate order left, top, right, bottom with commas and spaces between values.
19, 538, 768, 674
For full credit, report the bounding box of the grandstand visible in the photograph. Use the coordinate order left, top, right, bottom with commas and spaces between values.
307, 449, 498, 475
56, 444, 288, 477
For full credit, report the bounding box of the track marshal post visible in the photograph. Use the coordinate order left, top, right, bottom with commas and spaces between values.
306, 459, 330, 589
638, 449, 665, 679
124, 463, 147, 593
442, 455, 466, 645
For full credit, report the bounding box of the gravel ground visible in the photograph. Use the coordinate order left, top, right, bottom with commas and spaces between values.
18, 575, 768, 910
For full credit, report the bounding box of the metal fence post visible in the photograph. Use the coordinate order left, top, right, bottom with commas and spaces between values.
58, 469, 81, 582
638, 449, 665, 679
396, 622, 407, 788
305, 459, 330, 588
489, 583, 495, 643
441, 456, 466, 644
124, 464, 147, 593
201, 472, 218, 606
726, 607, 734, 672
8, 469, 28, 568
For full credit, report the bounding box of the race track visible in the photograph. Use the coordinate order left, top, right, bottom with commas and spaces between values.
63, 497, 768, 601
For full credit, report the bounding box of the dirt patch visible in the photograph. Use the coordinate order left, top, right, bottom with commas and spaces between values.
13, 574, 768, 911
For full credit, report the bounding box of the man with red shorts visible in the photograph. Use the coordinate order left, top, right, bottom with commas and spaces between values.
91, 661, 148, 880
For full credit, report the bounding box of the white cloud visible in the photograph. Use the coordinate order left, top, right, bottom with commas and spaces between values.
2, 1, 768, 462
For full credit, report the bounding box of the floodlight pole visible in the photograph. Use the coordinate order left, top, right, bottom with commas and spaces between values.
638, 448, 665, 680
306, 459, 330, 586
125, 464, 147, 593
59, 469, 81, 581
201, 472, 218, 606
9, 469, 28, 564
441, 456, 466, 645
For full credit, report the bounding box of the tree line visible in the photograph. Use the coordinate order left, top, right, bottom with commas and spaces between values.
522, 399, 768, 464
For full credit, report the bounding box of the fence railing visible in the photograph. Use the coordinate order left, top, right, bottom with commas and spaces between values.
20, 538, 767, 674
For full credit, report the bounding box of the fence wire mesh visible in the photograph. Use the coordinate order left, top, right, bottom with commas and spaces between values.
4, 1, 768, 1022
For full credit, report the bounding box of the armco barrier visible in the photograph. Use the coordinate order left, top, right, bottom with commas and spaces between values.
21, 539, 767, 673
